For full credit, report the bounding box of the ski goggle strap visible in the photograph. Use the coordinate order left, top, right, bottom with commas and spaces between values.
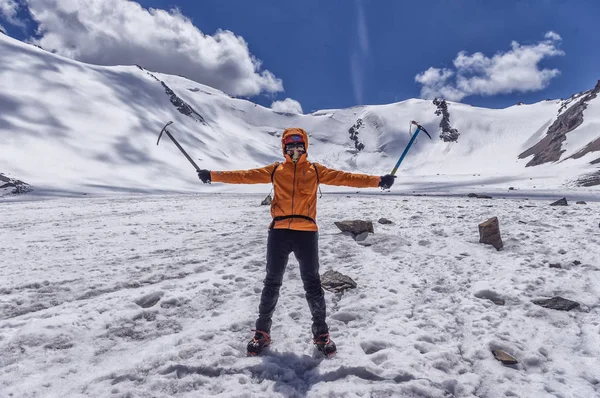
284, 134, 304, 145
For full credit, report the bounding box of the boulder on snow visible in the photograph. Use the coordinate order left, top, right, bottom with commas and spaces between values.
550, 197, 568, 206
378, 218, 393, 225
135, 291, 165, 308
467, 193, 492, 199
334, 220, 374, 235
576, 201, 587, 205
492, 349, 518, 365
532, 296, 580, 311
321, 270, 357, 293
478, 217, 503, 250
261, 194, 272, 206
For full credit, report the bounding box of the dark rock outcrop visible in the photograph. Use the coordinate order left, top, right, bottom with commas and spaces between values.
492, 349, 518, 365
478, 217, 503, 250
334, 220, 374, 235
321, 270, 357, 293
519, 80, 600, 166
160, 82, 207, 124
532, 296, 580, 311
348, 118, 366, 151
550, 197, 568, 206
140, 67, 207, 124
433, 98, 460, 142
261, 194, 272, 206
0, 174, 32, 194
135, 291, 165, 308
378, 218, 393, 225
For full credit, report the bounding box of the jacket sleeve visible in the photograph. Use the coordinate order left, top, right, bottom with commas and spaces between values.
210, 163, 277, 184
315, 163, 381, 188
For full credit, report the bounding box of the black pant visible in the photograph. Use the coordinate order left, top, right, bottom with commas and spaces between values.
255, 229, 328, 337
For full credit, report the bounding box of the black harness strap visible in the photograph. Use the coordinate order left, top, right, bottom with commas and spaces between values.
269, 215, 316, 229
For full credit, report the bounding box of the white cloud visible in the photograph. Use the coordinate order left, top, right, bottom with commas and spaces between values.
21, 0, 283, 97
0, 0, 24, 27
544, 31, 562, 41
415, 32, 565, 101
271, 98, 303, 114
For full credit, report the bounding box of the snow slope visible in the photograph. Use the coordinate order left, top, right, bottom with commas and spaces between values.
1, 33, 599, 197
1, 194, 599, 397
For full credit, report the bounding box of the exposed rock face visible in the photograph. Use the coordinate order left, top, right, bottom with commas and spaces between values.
433, 98, 460, 142
139, 67, 207, 124
261, 194, 272, 206
492, 349, 518, 365
478, 217, 503, 250
160, 82, 207, 124
348, 118, 366, 151
321, 270, 357, 293
0, 174, 32, 194
532, 296, 580, 311
334, 220, 374, 235
135, 291, 165, 308
550, 197, 568, 206
574, 170, 600, 187
519, 80, 600, 166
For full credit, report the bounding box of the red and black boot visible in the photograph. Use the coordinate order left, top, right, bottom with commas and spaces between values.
313, 333, 336, 357
247, 330, 271, 356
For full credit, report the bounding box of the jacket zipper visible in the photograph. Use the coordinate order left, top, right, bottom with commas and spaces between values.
289, 163, 297, 229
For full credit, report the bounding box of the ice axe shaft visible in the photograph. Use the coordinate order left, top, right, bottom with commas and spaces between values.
157, 121, 201, 172
390, 120, 432, 176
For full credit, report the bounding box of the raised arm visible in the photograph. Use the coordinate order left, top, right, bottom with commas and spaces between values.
315, 163, 382, 188
198, 163, 278, 184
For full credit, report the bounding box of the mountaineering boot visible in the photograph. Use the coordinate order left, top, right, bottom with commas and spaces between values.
313, 333, 336, 357
247, 330, 271, 356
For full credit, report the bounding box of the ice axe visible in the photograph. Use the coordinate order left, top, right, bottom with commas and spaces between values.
156, 121, 201, 172
390, 120, 432, 175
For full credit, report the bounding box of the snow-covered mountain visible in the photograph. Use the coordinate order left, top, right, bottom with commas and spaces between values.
1, 33, 599, 197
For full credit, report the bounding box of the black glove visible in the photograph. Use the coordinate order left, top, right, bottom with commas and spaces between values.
379, 174, 396, 190
197, 169, 211, 184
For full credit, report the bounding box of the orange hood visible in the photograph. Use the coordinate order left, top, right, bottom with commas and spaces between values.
281, 128, 309, 159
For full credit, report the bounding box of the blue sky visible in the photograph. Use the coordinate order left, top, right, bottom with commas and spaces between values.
1, 0, 599, 113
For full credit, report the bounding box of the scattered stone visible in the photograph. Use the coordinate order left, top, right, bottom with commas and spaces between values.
478, 217, 503, 250
321, 270, 357, 293
378, 218, 393, 225
354, 231, 369, 242
550, 197, 568, 206
558, 248, 567, 255
549, 263, 562, 269
467, 193, 493, 199
492, 349, 518, 365
261, 194, 272, 206
573, 260, 581, 266
135, 291, 165, 308
518, 220, 527, 224
576, 201, 587, 205
474, 290, 505, 305
509, 187, 515, 190
532, 296, 580, 311
334, 220, 374, 235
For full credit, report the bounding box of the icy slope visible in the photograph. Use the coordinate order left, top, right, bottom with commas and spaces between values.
1, 33, 599, 195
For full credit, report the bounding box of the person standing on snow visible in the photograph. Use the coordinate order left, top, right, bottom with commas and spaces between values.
197, 127, 396, 357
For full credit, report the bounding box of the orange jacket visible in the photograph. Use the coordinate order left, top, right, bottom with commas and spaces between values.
210, 128, 381, 231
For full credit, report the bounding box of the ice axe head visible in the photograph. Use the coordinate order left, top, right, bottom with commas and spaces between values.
157, 121, 174, 145
410, 120, 432, 140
